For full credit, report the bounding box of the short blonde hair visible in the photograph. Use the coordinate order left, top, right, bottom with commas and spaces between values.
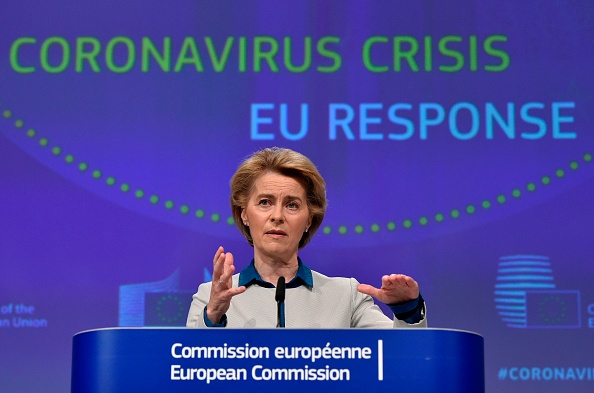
230, 147, 327, 249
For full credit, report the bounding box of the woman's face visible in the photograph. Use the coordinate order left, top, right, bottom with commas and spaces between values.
241, 172, 312, 262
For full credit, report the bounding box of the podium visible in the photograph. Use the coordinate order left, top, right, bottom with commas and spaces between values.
71, 328, 484, 392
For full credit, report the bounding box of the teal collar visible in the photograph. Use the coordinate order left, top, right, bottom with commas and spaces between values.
238, 258, 314, 288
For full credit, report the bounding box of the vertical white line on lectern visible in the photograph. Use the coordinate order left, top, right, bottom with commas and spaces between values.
378, 339, 384, 381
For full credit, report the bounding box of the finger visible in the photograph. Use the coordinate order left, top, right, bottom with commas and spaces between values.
396, 275, 418, 288
383, 274, 416, 288
381, 274, 400, 288
216, 252, 237, 287
219, 264, 236, 286
212, 249, 227, 281
213, 246, 224, 265
357, 283, 380, 298
212, 285, 246, 306
406, 276, 418, 288
223, 251, 235, 275
227, 286, 247, 297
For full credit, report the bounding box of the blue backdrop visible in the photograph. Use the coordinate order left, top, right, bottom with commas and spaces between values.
1, 1, 593, 392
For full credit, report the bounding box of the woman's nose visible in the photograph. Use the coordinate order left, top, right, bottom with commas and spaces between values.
270, 205, 284, 222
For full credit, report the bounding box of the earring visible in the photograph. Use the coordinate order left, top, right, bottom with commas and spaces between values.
243, 221, 248, 226
305, 227, 309, 232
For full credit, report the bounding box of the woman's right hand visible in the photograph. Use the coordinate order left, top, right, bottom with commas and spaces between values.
205, 246, 247, 324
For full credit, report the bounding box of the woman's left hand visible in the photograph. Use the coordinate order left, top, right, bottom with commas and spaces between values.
357, 274, 420, 305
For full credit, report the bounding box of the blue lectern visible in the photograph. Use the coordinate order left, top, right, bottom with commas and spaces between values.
71, 328, 484, 392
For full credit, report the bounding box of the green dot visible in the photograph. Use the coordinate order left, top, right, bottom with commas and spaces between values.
106, 177, 116, 186
78, 162, 88, 171
165, 200, 174, 209
371, 223, 380, 232
211, 213, 221, 222
355, 225, 363, 234
451, 209, 460, 218
526, 182, 536, 192
419, 217, 428, 226
338, 226, 347, 234
15, 120, 24, 128
121, 183, 130, 192
387, 221, 396, 231
150, 195, 159, 204
3, 110, 11, 118
323, 226, 331, 235
27, 129, 36, 138
403, 219, 412, 228
226, 216, 234, 225
570, 161, 579, 170
92, 170, 101, 179
180, 205, 190, 214
466, 205, 475, 214
497, 195, 506, 204
512, 189, 521, 198
482, 200, 491, 209
555, 169, 565, 178
195, 209, 205, 218
52, 146, 61, 155
135, 189, 144, 198
39, 138, 48, 146
584, 153, 592, 162
435, 213, 444, 222
541, 176, 551, 185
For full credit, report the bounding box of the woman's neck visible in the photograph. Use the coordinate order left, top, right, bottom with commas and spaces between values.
253, 253, 299, 285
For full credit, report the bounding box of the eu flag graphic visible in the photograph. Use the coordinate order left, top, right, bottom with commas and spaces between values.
525, 290, 581, 328
144, 292, 194, 326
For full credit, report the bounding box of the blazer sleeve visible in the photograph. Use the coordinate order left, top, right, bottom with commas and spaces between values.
186, 282, 212, 328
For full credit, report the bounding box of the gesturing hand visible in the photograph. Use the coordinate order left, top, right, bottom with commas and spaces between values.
357, 274, 419, 305
205, 246, 246, 323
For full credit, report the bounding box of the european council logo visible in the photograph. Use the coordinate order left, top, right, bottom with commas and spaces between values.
494, 255, 581, 329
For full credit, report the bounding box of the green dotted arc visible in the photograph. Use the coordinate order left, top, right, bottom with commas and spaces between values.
2, 104, 592, 236
2, 104, 235, 226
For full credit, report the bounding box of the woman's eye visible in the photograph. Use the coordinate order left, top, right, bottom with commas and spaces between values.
287, 202, 299, 209
259, 199, 270, 206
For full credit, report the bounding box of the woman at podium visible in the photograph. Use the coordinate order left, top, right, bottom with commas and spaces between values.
187, 147, 426, 328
